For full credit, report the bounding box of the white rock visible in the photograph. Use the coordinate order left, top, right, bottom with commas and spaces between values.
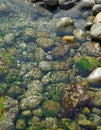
93, 12, 101, 23
90, 23, 101, 40
87, 67, 101, 87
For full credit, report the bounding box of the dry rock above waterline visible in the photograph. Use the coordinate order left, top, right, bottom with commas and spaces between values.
93, 12, 101, 23
90, 23, 101, 40
92, 4, 101, 16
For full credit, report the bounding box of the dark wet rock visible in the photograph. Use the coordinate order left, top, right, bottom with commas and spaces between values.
59, 0, 76, 10
61, 82, 90, 117
0, 96, 18, 130
90, 23, 101, 40
92, 4, 101, 16
75, 1, 94, 10
87, 68, 101, 88
43, 0, 58, 9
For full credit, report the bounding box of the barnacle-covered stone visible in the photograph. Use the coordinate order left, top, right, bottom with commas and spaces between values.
61, 82, 90, 117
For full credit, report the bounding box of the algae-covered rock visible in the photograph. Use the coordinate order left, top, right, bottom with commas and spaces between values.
61, 118, 81, 130
75, 56, 100, 76
36, 37, 54, 50
20, 94, 42, 110
61, 82, 90, 117
42, 100, 60, 117
0, 96, 18, 130
78, 118, 96, 130
16, 118, 26, 130
0, 52, 15, 79
28, 116, 42, 129
43, 117, 58, 129
0, 96, 5, 121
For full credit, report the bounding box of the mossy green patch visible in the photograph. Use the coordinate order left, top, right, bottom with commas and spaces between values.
0, 96, 5, 121
43, 109, 55, 118
0, 52, 15, 64
75, 56, 100, 76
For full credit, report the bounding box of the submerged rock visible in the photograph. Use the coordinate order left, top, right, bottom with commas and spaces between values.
0, 96, 18, 130
42, 100, 60, 117
61, 82, 90, 117
75, 56, 100, 76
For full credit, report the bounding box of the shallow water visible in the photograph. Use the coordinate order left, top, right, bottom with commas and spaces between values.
0, 0, 100, 130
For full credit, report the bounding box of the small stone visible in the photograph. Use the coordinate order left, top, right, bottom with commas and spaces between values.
62, 35, 75, 43
22, 110, 32, 117
38, 61, 51, 71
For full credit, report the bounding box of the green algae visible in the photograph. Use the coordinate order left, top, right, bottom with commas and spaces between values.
42, 100, 60, 118
75, 56, 100, 76
0, 52, 15, 64
0, 97, 5, 121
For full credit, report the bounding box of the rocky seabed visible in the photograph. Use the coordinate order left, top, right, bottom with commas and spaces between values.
0, 0, 101, 130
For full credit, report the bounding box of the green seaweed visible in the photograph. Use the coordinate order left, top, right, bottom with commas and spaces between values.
0, 97, 5, 121
0, 52, 15, 64
75, 56, 100, 76
43, 109, 55, 118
